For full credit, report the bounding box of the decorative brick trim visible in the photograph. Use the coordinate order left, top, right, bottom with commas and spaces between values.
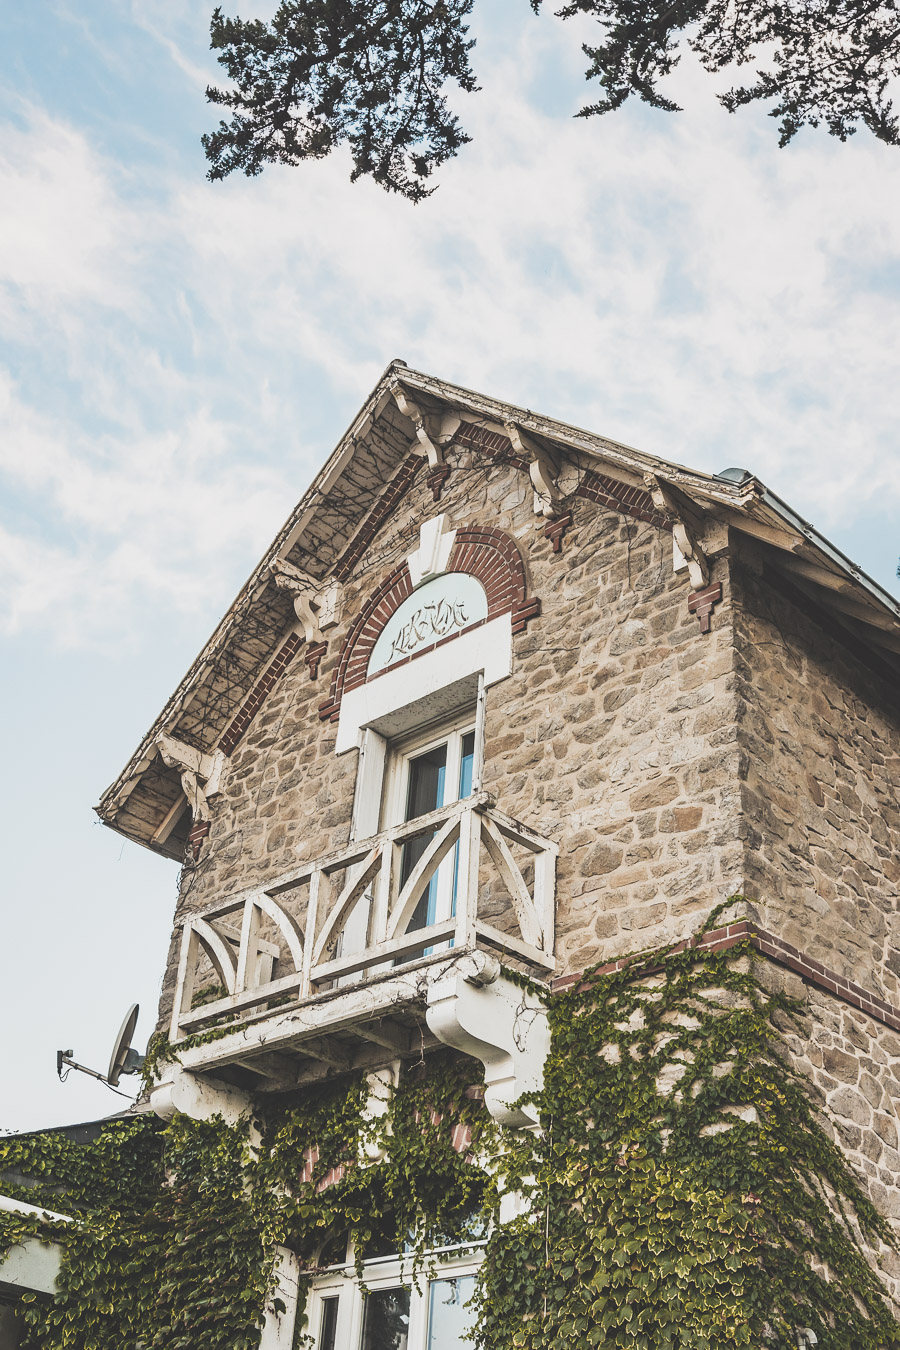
304, 641, 328, 681
576, 470, 671, 531
319, 526, 540, 723
552, 921, 900, 1033
543, 511, 573, 554
218, 633, 303, 756
427, 465, 452, 502
299, 1110, 475, 1194
333, 452, 423, 583
453, 421, 528, 468
688, 581, 723, 633
454, 423, 671, 534
318, 564, 415, 721
185, 820, 210, 863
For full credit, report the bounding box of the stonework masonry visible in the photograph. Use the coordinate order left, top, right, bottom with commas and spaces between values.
158, 445, 900, 1028
143, 411, 900, 1286
731, 539, 900, 1002
158, 447, 750, 1029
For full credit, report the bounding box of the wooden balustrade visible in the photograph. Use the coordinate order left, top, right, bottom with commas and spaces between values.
170, 793, 556, 1042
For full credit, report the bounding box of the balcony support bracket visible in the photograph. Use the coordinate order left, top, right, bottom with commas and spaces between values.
425, 953, 549, 1129
150, 1065, 253, 1129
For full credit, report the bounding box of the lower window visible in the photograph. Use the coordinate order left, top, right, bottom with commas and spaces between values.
308, 1246, 480, 1350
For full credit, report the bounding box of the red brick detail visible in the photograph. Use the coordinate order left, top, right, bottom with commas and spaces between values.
334, 453, 423, 583
543, 511, 573, 554
304, 641, 328, 681
453, 421, 528, 468
576, 470, 671, 531
218, 633, 303, 756
298, 1109, 476, 1192
551, 923, 900, 1034
688, 582, 723, 634
319, 565, 415, 721
427, 466, 452, 502
454, 424, 672, 534
320, 527, 540, 722
185, 820, 210, 864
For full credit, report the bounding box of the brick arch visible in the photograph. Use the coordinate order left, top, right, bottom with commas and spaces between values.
318, 527, 541, 722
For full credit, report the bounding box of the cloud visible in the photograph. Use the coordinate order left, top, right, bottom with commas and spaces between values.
1, 8, 898, 647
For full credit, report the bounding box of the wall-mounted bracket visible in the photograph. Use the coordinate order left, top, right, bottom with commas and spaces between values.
269, 559, 343, 644
505, 422, 562, 518
425, 952, 549, 1128
643, 472, 710, 590
391, 384, 445, 470
150, 1064, 253, 1128
156, 733, 227, 829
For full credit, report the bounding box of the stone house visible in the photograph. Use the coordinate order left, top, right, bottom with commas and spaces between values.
93, 360, 900, 1346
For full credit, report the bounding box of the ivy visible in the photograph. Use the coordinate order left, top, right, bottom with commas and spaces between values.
476, 903, 900, 1350
0, 1052, 495, 1348
4, 903, 900, 1349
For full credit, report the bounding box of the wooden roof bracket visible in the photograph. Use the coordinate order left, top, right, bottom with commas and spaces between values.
156, 733, 227, 829
644, 472, 710, 591
269, 559, 343, 644
504, 422, 562, 518
391, 383, 444, 470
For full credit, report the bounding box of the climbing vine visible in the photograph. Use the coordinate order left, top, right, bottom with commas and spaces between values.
477, 903, 900, 1350
0, 1051, 495, 1349
3, 904, 900, 1349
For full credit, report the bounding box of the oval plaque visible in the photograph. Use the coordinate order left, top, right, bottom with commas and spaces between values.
368, 573, 488, 676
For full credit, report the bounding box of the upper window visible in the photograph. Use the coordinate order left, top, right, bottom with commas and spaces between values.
382, 714, 476, 944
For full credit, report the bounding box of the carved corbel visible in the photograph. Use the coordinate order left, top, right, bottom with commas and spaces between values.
643, 472, 710, 591
156, 733, 226, 857
392, 384, 452, 500
426, 953, 549, 1128
391, 384, 443, 470
269, 561, 342, 677
504, 423, 562, 519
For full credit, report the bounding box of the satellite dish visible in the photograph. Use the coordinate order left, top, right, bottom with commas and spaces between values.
57, 1003, 146, 1094
107, 1004, 144, 1086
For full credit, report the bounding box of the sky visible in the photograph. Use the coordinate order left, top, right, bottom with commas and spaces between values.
1, 0, 899, 1133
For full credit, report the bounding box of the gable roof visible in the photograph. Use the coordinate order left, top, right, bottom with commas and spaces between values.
96, 359, 900, 857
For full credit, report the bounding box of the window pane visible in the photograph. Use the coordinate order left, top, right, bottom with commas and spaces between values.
405, 744, 447, 821
319, 1296, 339, 1350
361, 1287, 411, 1350
427, 1276, 476, 1350
458, 733, 475, 799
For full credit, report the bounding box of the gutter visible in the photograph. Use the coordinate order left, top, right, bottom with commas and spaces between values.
757, 483, 900, 624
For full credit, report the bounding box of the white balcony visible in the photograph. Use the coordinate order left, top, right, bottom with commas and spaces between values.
168, 793, 556, 1089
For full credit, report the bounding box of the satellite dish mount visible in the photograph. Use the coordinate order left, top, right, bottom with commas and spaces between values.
57, 1004, 146, 1096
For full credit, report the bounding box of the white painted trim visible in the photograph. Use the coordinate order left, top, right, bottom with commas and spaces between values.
336, 615, 512, 754
0, 1195, 71, 1225
306, 1244, 482, 1350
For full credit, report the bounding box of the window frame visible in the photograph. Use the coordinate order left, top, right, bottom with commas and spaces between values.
305, 1242, 485, 1350
381, 707, 478, 833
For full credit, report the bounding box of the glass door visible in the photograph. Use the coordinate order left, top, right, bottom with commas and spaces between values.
385, 716, 476, 949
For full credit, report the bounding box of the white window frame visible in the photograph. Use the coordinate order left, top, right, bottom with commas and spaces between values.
381, 708, 478, 831
305, 1243, 485, 1350
339, 693, 483, 963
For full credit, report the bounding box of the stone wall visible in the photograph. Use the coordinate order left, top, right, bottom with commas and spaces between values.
731, 540, 900, 1003
764, 959, 900, 1304
156, 444, 748, 1026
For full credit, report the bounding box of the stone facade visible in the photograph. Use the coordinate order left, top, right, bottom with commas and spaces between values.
731, 541, 900, 1000
157, 445, 749, 1028
129, 377, 900, 1293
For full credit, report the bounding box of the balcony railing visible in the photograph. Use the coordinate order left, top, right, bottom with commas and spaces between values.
170, 793, 557, 1048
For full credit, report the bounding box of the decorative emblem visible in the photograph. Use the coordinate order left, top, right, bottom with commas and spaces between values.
368, 572, 488, 675
388, 596, 469, 661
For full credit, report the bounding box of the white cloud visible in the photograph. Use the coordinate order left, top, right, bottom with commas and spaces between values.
1, 9, 899, 647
